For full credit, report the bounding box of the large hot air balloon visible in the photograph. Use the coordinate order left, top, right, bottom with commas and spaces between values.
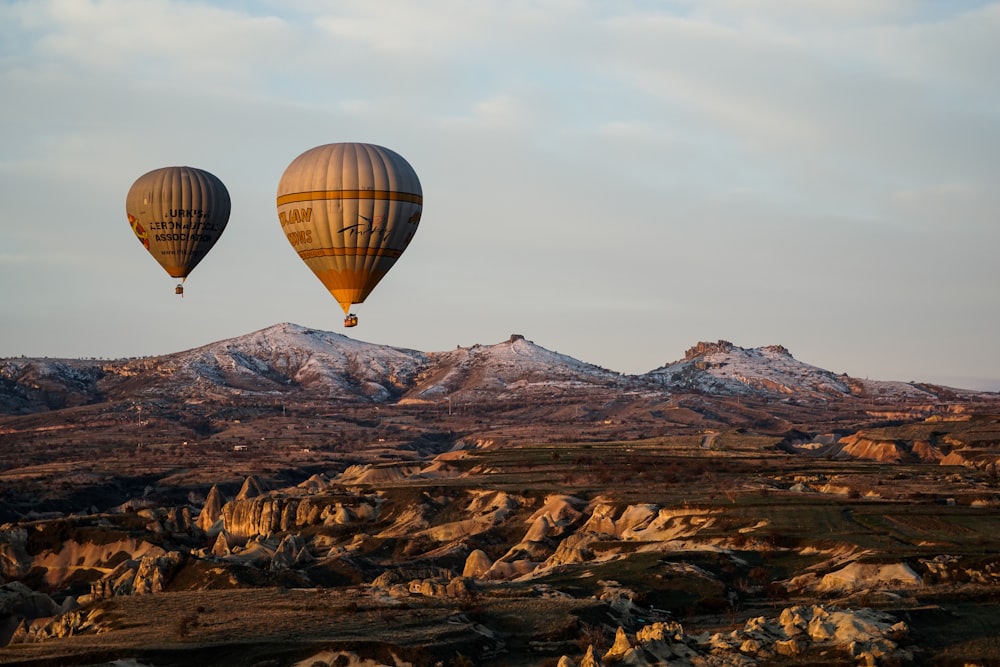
276, 142, 422, 327
125, 166, 230, 296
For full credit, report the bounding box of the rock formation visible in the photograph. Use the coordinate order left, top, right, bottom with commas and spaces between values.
562, 605, 909, 667
0, 582, 62, 646
196, 484, 225, 533
89, 551, 184, 599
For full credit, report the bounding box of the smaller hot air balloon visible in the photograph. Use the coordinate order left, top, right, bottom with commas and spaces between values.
126, 166, 230, 296
276, 142, 422, 327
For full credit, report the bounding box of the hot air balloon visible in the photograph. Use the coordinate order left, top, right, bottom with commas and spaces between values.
276, 142, 422, 327
125, 166, 230, 296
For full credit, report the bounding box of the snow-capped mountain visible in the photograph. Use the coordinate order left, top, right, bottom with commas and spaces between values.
121, 323, 429, 402
646, 340, 852, 398
645, 340, 945, 401
0, 325, 991, 417
407, 334, 626, 402
0, 358, 106, 413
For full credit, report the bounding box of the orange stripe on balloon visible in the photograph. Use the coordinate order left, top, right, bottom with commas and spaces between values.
277, 190, 423, 206
298, 247, 404, 260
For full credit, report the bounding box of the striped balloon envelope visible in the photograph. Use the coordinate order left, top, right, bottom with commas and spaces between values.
276, 143, 422, 326
125, 166, 230, 295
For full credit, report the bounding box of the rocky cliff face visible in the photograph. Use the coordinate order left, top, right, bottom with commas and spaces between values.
219, 492, 381, 547
683, 340, 738, 360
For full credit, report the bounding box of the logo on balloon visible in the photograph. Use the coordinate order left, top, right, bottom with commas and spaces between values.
128, 213, 150, 250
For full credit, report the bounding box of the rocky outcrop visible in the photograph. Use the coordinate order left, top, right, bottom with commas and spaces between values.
404, 576, 474, 599
0, 527, 31, 580
222, 496, 298, 545
210, 531, 232, 557
684, 340, 736, 360
918, 554, 1000, 585
137, 506, 195, 534
235, 475, 268, 500
564, 605, 909, 667
837, 434, 916, 463
370, 566, 453, 590
788, 561, 923, 594
271, 534, 311, 570
603, 626, 634, 663
291, 650, 417, 667
633, 621, 698, 663
577, 502, 714, 542
369, 566, 476, 600
451, 498, 722, 582
297, 473, 331, 494
377, 489, 522, 543
463, 549, 492, 578
8, 605, 112, 645
197, 484, 225, 533
220, 494, 380, 546
89, 551, 184, 599
940, 449, 1000, 469
817, 562, 922, 593
0, 582, 60, 619
544, 533, 596, 568
0, 582, 63, 646
34, 536, 167, 590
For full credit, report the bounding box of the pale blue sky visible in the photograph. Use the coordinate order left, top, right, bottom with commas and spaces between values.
2, 1, 999, 389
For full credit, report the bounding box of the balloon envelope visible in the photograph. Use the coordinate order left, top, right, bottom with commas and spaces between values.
125, 166, 230, 281
276, 143, 422, 314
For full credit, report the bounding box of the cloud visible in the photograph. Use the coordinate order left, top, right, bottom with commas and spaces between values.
843, 3, 1000, 95
587, 4, 1000, 222
4, 0, 286, 87
1, 0, 999, 385
887, 183, 1000, 229
312, 0, 491, 57
674, 0, 994, 29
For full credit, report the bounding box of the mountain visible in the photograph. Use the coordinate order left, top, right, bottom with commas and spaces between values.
119, 322, 430, 402
0, 324, 992, 417
407, 334, 627, 403
0, 357, 105, 414
646, 340, 852, 397
6, 328, 1000, 667
645, 340, 946, 401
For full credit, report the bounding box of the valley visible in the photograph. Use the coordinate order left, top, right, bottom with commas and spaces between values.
2, 326, 1000, 666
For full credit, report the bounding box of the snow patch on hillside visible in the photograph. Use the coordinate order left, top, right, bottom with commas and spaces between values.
647, 341, 852, 397
138, 323, 429, 400
411, 334, 625, 400
1, 327, 992, 412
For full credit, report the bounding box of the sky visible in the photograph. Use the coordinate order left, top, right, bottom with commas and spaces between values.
2, 1, 999, 390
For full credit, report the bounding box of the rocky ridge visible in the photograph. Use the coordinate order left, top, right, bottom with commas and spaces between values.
1, 326, 991, 416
